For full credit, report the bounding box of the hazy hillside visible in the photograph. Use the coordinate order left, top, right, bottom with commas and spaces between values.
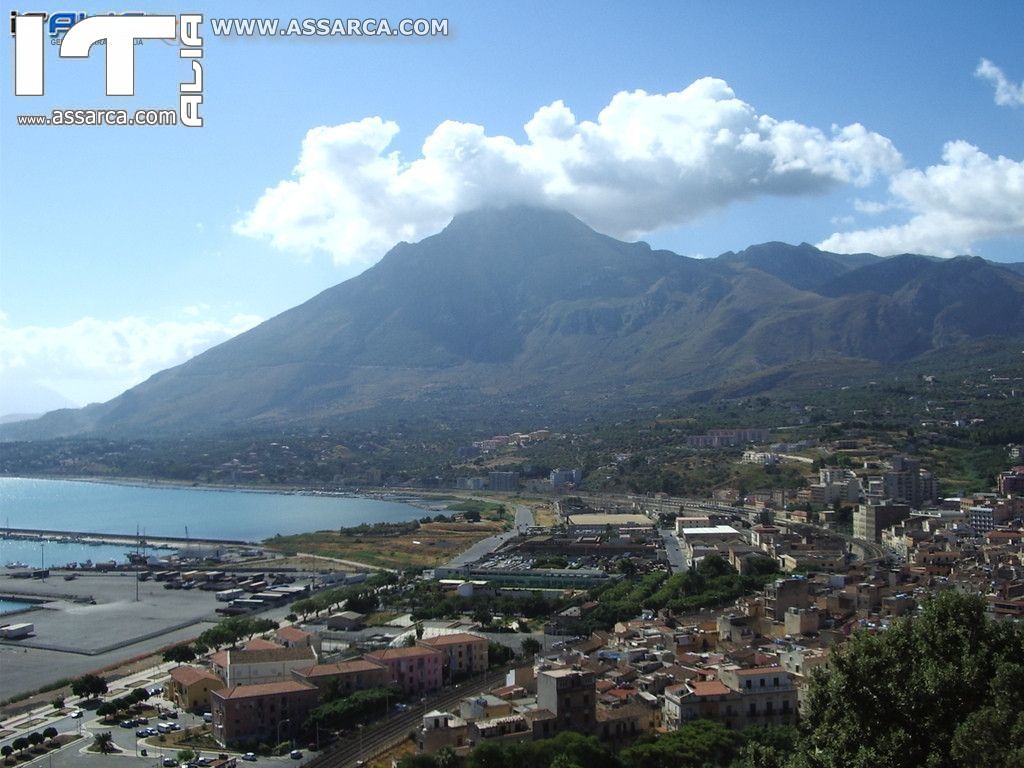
8, 207, 1024, 438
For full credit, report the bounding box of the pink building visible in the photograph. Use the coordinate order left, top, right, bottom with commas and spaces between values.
365, 646, 443, 695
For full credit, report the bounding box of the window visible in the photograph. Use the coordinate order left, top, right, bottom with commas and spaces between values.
773, 677, 779, 687
749, 703, 757, 716
759, 678, 765, 687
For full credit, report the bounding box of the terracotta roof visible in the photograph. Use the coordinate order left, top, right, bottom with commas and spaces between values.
367, 646, 442, 660
212, 680, 317, 700
245, 638, 284, 651
419, 632, 487, 646
170, 665, 221, 686
296, 659, 386, 678
691, 680, 731, 697
209, 650, 228, 669
276, 627, 312, 642
732, 665, 786, 676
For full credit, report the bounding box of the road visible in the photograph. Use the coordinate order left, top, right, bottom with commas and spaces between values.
442, 504, 535, 569
659, 528, 687, 573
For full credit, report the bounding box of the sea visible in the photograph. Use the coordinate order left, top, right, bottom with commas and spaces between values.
0, 477, 430, 567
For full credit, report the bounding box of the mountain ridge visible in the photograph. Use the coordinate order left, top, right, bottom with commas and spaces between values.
6, 207, 1024, 439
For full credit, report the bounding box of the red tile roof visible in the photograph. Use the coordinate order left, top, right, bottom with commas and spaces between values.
296, 659, 386, 678
276, 627, 312, 642
169, 666, 221, 687
691, 680, 731, 697
212, 680, 317, 700
733, 665, 785, 676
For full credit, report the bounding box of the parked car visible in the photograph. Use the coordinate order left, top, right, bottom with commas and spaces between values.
241, 754, 257, 762
120, 719, 137, 728
136, 729, 149, 737
163, 759, 177, 767
289, 751, 302, 760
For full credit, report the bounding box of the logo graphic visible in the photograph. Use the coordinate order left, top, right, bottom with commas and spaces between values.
11, 12, 204, 126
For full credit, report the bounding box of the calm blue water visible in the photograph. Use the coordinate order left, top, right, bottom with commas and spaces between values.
0, 598, 33, 616
0, 478, 427, 542
1, 538, 159, 568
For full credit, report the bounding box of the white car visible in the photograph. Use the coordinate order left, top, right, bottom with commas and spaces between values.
70, 710, 83, 719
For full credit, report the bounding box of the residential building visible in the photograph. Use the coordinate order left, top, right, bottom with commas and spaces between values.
537, 667, 596, 735
290, 658, 390, 696
210, 680, 319, 747
418, 633, 489, 680
166, 665, 223, 713
854, 502, 912, 542
219, 645, 318, 688
366, 646, 443, 695
489, 472, 520, 492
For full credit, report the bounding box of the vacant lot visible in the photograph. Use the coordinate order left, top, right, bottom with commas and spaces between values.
264, 520, 506, 569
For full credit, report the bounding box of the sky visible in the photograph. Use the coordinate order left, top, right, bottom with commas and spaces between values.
1, 0, 1022, 414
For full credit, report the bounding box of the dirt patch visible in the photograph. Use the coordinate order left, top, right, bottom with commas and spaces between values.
266, 521, 506, 570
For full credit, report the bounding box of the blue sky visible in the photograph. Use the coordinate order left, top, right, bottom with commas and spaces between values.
1, 0, 1022, 412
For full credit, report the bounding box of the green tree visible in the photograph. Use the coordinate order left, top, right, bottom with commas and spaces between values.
11, 739, 28, 756
620, 720, 742, 768
798, 591, 1024, 768
26, 733, 43, 750
42, 727, 58, 744
71, 673, 108, 699
177, 748, 198, 764
162, 644, 196, 664
2, 744, 14, 761
50, 696, 65, 710
521, 637, 541, 658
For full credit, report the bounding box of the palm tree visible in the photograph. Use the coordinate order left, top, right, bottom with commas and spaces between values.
93, 732, 114, 754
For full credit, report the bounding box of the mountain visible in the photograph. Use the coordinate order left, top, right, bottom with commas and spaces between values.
8, 207, 1024, 439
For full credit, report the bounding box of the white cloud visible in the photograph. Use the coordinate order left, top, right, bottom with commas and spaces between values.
976, 59, 1024, 107
0, 312, 261, 408
235, 78, 902, 264
853, 199, 891, 215
819, 141, 1024, 256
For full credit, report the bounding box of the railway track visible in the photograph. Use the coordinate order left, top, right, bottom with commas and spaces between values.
305, 668, 511, 768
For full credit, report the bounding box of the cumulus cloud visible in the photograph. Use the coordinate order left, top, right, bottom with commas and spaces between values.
819, 141, 1024, 256
0, 312, 261, 408
976, 59, 1024, 106
235, 78, 902, 264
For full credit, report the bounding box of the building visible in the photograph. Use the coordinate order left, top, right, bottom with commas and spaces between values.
664, 666, 797, 731
550, 468, 583, 490
219, 645, 318, 688
418, 633, 489, 680
366, 646, 443, 695
166, 665, 223, 713
489, 472, 520, 492
290, 658, 390, 697
717, 666, 798, 727
275, 626, 321, 653
853, 502, 912, 542
325, 611, 366, 631
537, 667, 596, 735
210, 680, 319, 747
997, 467, 1024, 496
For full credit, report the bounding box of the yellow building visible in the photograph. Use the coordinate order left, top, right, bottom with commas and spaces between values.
167, 665, 224, 713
